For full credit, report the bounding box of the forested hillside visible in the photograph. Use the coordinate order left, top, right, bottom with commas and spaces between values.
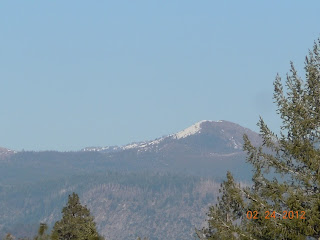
0, 172, 235, 240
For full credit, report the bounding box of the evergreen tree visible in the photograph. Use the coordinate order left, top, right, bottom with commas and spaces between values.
51, 192, 104, 240
34, 223, 50, 240
197, 38, 320, 239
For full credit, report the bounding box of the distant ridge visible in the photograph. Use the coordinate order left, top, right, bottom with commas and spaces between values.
82, 120, 261, 154
1, 120, 262, 180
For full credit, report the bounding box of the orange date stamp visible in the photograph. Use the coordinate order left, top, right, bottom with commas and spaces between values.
246, 211, 305, 220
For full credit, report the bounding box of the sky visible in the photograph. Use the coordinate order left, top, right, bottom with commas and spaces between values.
1, 1, 320, 151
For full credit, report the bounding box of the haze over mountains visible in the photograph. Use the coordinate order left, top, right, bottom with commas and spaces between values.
0, 120, 262, 239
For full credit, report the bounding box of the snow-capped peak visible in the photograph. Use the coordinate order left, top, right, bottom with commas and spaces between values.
171, 120, 220, 140
82, 120, 225, 152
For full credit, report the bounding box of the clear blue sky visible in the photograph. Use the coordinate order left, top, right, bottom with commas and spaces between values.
1, 1, 319, 151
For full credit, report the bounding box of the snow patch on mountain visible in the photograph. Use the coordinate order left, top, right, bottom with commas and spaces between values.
171, 120, 223, 139
123, 143, 140, 150
82, 146, 121, 152
230, 137, 241, 149
171, 121, 204, 139
123, 137, 164, 150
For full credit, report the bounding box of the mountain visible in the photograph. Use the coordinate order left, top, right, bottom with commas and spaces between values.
83, 120, 261, 154
0, 120, 262, 239
80, 120, 262, 179
1, 120, 261, 184
0, 120, 261, 185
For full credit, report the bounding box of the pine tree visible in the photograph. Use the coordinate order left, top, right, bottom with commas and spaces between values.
51, 192, 104, 240
197, 38, 320, 239
34, 223, 50, 240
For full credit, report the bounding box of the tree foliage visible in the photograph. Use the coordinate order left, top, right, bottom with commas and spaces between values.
51, 192, 104, 240
197, 38, 320, 239
34, 223, 49, 240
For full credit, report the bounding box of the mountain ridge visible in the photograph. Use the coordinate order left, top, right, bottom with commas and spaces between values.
81, 120, 260, 154
0, 120, 261, 180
